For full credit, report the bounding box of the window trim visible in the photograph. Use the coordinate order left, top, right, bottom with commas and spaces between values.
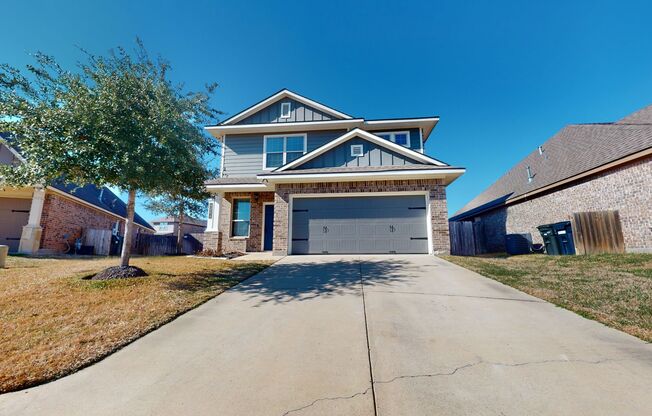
280, 102, 292, 119
350, 144, 364, 157
262, 133, 308, 170
231, 197, 251, 238
375, 130, 411, 148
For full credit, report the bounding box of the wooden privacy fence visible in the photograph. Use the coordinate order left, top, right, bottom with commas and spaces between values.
83, 229, 112, 255
134, 233, 204, 256
571, 210, 625, 255
449, 221, 486, 256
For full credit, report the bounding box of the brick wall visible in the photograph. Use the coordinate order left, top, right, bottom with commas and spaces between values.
215, 191, 275, 254
273, 179, 450, 256
473, 155, 652, 253
39, 191, 152, 253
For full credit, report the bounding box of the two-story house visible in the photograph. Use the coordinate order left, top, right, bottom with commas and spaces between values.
203, 89, 464, 255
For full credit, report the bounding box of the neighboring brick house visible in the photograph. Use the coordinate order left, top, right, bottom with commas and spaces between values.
450, 104, 652, 253
1, 139, 154, 253
203, 89, 465, 255
152, 216, 207, 235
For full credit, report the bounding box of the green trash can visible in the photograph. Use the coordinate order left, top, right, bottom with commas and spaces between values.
537, 224, 561, 255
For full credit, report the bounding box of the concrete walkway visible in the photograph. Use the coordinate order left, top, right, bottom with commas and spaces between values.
1, 255, 651, 415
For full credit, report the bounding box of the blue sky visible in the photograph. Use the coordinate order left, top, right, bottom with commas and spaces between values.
4, 0, 652, 221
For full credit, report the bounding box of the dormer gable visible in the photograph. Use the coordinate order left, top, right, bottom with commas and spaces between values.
220, 89, 352, 126
275, 128, 448, 172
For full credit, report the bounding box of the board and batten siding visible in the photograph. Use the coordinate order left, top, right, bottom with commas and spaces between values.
236, 98, 338, 125
222, 130, 346, 177
222, 128, 424, 177
300, 137, 419, 169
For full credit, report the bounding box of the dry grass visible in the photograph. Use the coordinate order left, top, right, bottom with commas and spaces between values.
443, 253, 652, 342
0, 255, 271, 393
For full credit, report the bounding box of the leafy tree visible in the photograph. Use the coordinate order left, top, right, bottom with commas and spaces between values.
145, 160, 210, 254
0, 40, 220, 270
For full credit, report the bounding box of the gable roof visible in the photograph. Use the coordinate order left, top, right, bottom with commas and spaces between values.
274, 128, 449, 172
1, 138, 154, 230
219, 89, 353, 125
50, 181, 154, 230
451, 104, 652, 220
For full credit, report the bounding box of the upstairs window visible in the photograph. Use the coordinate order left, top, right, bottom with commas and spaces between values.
264, 134, 307, 169
231, 198, 251, 237
280, 102, 292, 119
376, 131, 411, 148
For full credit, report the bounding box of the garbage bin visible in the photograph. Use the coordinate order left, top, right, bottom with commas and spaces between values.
553, 221, 576, 255
537, 224, 561, 255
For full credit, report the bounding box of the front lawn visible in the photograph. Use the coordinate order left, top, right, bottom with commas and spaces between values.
0, 256, 271, 393
443, 253, 652, 342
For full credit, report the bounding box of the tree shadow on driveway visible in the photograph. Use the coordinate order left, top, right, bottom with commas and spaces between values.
228, 258, 414, 306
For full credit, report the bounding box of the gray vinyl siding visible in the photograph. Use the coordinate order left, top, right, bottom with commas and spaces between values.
300, 137, 420, 169
237, 98, 337, 125
222, 129, 423, 177
366, 127, 422, 152
222, 134, 263, 177
223, 130, 345, 177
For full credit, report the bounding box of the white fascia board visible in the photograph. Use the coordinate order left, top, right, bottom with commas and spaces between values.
220, 89, 353, 125
275, 128, 448, 172
364, 117, 439, 141
205, 119, 365, 138
0, 141, 26, 163
204, 183, 274, 193
259, 168, 466, 184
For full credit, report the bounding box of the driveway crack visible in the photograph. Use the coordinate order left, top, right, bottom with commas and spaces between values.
280, 388, 372, 416
374, 357, 626, 386
359, 260, 379, 416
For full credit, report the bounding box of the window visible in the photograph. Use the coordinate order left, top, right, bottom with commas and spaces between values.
280, 102, 291, 119
351, 144, 364, 157
263, 134, 307, 169
231, 199, 251, 237
376, 131, 411, 148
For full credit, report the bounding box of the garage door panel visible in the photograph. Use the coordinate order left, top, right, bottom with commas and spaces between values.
0, 198, 31, 253
291, 195, 429, 254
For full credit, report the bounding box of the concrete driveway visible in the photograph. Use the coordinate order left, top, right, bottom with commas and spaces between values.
1, 255, 652, 415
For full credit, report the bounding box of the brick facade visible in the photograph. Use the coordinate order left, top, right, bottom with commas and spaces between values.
211, 191, 275, 254
206, 180, 451, 256
272, 179, 450, 256
39, 191, 152, 253
473, 155, 652, 253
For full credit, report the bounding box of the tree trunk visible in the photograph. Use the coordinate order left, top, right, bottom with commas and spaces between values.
120, 189, 137, 267
176, 204, 184, 255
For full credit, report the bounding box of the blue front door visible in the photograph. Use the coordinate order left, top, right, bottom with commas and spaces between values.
263, 204, 274, 251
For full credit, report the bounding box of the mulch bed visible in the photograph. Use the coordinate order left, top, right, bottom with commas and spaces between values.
91, 266, 148, 280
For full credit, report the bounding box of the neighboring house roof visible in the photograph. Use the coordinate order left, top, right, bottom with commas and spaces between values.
451, 104, 652, 221
218, 89, 354, 125
275, 128, 449, 172
152, 216, 207, 227
1, 137, 154, 231
50, 181, 154, 230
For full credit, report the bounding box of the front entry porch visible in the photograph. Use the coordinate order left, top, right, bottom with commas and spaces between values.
207, 191, 276, 254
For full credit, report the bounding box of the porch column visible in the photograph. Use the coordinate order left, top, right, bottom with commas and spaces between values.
206, 193, 222, 231
18, 186, 45, 254
272, 189, 290, 256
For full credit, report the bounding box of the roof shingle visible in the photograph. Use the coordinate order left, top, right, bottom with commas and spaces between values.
452, 105, 652, 220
